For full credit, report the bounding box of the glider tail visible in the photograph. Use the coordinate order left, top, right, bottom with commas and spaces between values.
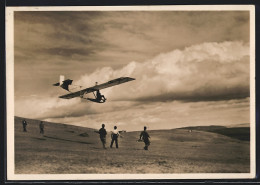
53, 75, 73, 91
60, 75, 65, 86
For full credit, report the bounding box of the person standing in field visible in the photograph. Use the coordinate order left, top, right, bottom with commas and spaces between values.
110, 126, 120, 148
22, 119, 27, 132
98, 124, 107, 149
140, 126, 150, 150
39, 121, 44, 135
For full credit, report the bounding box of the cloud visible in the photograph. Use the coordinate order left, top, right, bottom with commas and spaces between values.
14, 11, 250, 99
15, 40, 250, 130
75, 41, 250, 102
42, 98, 250, 131
15, 95, 137, 120
13, 11, 251, 130
14, 11, 249, 67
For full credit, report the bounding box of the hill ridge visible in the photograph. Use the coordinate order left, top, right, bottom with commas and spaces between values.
15, 116, 250, 141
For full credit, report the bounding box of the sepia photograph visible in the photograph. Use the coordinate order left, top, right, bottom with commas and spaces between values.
6, 5, 255, 180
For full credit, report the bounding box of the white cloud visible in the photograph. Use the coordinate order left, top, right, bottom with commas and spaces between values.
43, 98, 250, 131
74, 41, 249, 101
15, 41, 250, 130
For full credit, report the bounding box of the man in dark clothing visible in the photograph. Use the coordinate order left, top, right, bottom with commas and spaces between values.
39, 121, 44, 135
140, 126, 150, 150
98, 124, 107, 149
110, 126, 120, 148
22, 120, 27, 132
96, 90, 106, 102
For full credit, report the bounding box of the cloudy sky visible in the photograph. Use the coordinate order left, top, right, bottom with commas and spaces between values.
14, 10, 251, 131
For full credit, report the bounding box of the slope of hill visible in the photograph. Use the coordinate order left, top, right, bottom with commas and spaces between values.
14, 117, 250, 174
179, 125, 250, 141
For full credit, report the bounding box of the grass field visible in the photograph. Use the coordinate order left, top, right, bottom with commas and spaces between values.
180, 125, 250, 141
15, 117, 250, 174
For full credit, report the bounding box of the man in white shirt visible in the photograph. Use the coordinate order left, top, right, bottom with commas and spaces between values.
110, 126, 120, 148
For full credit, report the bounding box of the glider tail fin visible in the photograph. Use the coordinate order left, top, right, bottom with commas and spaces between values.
60, 75, 65, 86
53, 75, 73, 91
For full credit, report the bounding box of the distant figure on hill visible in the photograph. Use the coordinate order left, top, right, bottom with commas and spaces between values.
22, 119, 27, 132
39, 121, 44, 135
110, 126, 120, 148
98, 124, 107, 149
140, 126, 150, 150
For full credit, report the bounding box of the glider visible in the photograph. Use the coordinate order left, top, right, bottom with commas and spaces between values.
53, 75, 135, 103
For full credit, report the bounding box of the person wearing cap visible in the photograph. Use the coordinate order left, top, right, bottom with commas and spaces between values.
110, 126, 120, 148
98, 124, 107, 149
140, 126, 150, 150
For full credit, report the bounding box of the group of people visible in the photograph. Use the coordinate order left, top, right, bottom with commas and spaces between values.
98, 124, 120, 149
22, 119, 44, 135
22, 119, 150, 150
98, 124, 151, 150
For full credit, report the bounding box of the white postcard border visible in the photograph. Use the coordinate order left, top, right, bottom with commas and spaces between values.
6, 5, 256, 180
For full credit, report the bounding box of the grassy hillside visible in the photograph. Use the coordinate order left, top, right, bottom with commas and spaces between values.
179, 125, 250, 141
15, 117, 250, 174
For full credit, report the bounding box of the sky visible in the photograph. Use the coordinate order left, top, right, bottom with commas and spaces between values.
14, 10, 251, 131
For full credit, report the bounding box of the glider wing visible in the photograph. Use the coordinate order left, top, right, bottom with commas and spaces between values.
59, 77, 135, 99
